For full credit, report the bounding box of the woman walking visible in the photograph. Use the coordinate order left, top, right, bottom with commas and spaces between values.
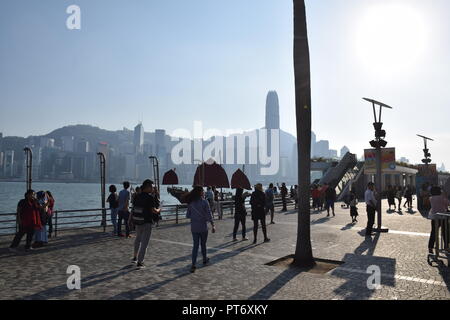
250, 184, 270, 244
185, 186, 216, 273
349, 191, 359, 223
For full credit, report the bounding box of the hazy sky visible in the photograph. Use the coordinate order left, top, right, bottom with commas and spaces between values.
1, 0, 449, 168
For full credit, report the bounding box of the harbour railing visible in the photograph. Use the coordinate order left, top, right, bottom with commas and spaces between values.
0, 197, 294, 238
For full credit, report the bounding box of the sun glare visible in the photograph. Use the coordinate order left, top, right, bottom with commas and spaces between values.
355, 3, 427, 77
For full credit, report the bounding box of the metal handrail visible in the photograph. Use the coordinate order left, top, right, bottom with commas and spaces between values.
0, 196, 290, 237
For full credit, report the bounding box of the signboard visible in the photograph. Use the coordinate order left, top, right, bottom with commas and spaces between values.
364, 148, 396, 170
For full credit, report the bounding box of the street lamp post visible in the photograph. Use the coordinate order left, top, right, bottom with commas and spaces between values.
364, 98, 392, 233
417, 135, 434, 166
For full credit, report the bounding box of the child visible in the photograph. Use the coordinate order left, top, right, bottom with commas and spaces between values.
349, 191, 358, 223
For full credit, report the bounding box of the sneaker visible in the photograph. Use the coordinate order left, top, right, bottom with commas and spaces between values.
264, 238, 271, 243
203, 258, 210, 265
242, 237, 249, 241
24, 246, 34, 251
131, 257, 137, 264
270, 221, 275, 225
8, 247, 19, 253
232, 238, 238, 242
190, 265, 196, 273
136, 262, 145, 269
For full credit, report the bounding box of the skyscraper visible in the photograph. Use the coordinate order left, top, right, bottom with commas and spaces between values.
265, 91, 280, 130
134, 123, 144, 155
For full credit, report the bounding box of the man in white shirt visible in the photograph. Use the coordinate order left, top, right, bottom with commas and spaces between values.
365, 182, 377, 237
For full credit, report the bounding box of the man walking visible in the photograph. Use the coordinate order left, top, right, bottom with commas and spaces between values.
325, 183, 336, 217
130, 180, 161, 269
365, 182, 377, 237
250, 184, 270, 244
265, 183, 275, 224
117, 181, 131, 238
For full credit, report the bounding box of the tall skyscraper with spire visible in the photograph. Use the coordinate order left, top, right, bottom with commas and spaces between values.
134, 122, 144, 155
265, 91, 280, 130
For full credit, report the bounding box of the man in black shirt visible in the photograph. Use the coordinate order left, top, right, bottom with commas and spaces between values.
130, 180, 161, 269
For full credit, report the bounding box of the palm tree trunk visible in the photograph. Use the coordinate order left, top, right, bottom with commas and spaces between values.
293, 0, 315, 268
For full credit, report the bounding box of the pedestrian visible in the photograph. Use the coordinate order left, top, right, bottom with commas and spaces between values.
311, 185, 321, 211
205, 186, 214, 212
349, 191, 359, 223
117, 181, 131, 238
9, 190, 42, 253
293, 185, 299, 210
213, 187, 222, 219
107, 185, 119, 236
185, 186, 216, 273
250, 184, 270, 244
396, 186, 403, 211
233, 188, 250, 241
403, 186, 413, 210
46, 191, 55, 238
265, 183, 275, 224
420, 183, 431, 214
33, 191, 49, 248
130, 180, 161, 269
427, 186, 449, 254
365, 182, 377, 237
280, 183, 288, 212
324, 184, 336, 217
318, 184, 326, 211
387, 185, 396, 211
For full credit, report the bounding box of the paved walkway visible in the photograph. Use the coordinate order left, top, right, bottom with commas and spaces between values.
0, 200, 449, 300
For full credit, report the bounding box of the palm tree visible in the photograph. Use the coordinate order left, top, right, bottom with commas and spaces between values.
293, 0, 315, 268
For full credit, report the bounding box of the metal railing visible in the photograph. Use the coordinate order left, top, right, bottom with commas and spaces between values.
0, 196, 294, 238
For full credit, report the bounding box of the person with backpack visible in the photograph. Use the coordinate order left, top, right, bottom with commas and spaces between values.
250, 184, 270, 244
9, 190, 42, 253
107, 185, 119, 236
185, 186, 216, 273
233, 188, 250, 241
265, 183, 275, 224
130, 180, 161, 269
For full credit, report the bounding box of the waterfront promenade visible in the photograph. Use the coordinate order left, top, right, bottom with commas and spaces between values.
0, 200, 449, 300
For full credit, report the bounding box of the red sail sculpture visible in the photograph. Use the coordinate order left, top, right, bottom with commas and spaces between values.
162, 169, 179, 185
231, 169, 252, 190
193, 161, 230, 188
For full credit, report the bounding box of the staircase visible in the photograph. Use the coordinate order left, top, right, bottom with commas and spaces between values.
337, 162, 365, 201
318, 152, 358, 191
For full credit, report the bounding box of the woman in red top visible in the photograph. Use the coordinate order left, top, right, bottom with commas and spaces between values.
9, 190, 42, 252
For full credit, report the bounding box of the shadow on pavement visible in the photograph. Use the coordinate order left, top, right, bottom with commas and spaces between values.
248, 267, 303, 300
22, 265, 137, 300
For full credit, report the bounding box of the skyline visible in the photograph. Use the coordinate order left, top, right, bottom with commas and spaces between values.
1, 0, 450, 169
